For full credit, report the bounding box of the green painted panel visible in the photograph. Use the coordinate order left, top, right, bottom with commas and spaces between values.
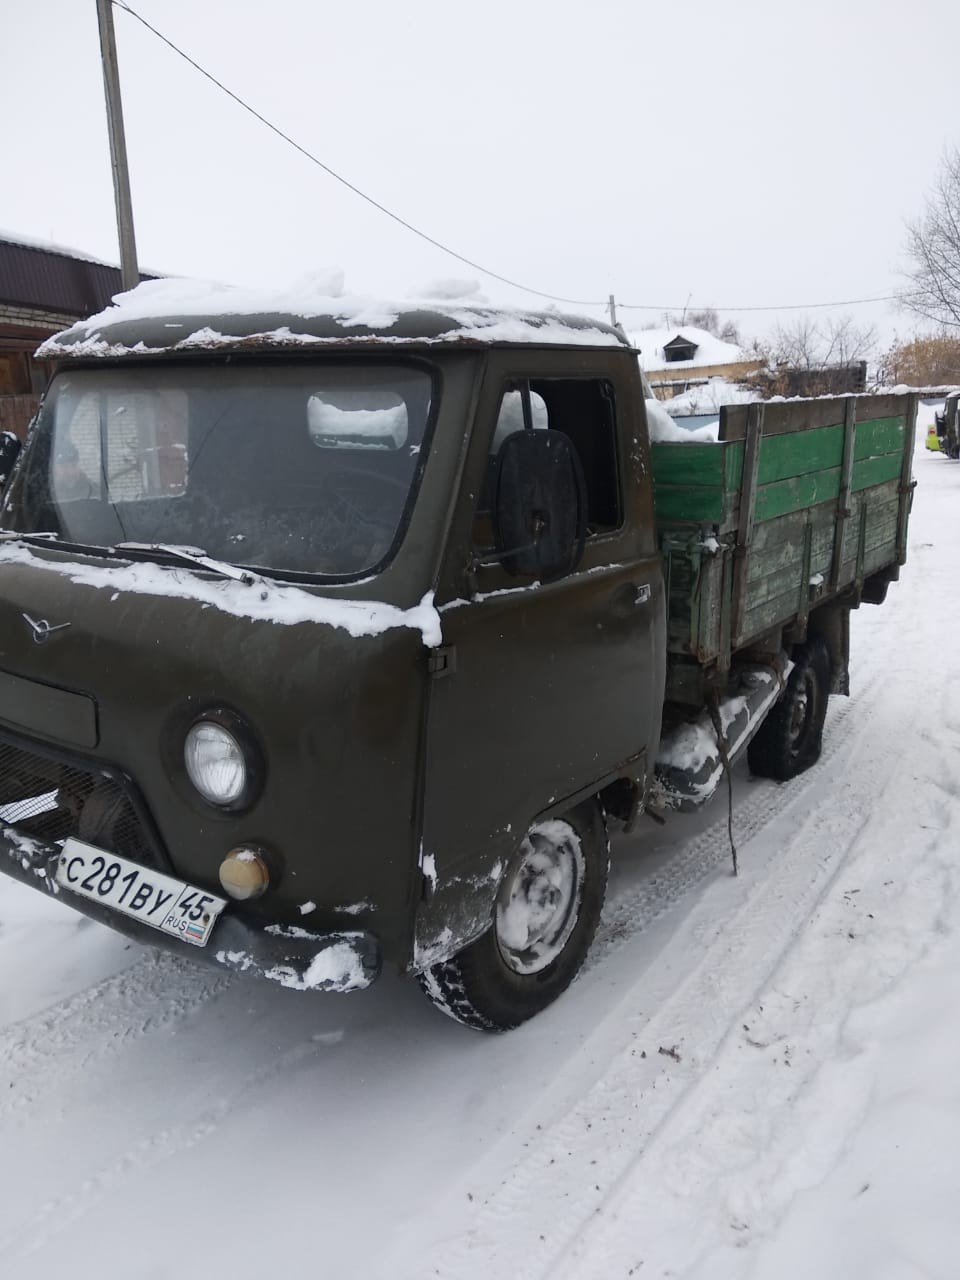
653, 486, 726, 523
755, 471, 841, 522
756, 422, 844, 485
851, 454, 901, 491
650, 442, 732, 487
854, 417, 904, 460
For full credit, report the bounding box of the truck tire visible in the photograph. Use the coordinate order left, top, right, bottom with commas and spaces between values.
747, 637, 831, 781
418, 801, 609, 1032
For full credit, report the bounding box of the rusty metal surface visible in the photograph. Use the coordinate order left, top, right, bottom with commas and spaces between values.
0, 235, 152, 319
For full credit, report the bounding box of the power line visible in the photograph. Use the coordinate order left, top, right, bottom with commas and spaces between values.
618, 294, 898, 313
111, 0, 600, 307
111, 1, 900, 318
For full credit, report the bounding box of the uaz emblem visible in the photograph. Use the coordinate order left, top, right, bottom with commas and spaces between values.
22, 613, 71, 645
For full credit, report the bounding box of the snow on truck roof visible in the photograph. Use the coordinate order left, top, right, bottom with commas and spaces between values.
38, 277, 628, 359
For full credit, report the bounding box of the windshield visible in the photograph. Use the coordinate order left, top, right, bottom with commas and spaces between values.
1, 362, 433, 578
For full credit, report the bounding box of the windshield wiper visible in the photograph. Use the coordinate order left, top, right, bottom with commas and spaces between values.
0, 531, 61, 544
111, 542, 258, 585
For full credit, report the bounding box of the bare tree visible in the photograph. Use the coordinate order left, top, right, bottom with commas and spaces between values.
753, 314, 877, 370
749, 315, 878, 397
900, 148, 960, 330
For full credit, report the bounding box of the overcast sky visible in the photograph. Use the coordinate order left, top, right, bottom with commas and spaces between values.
5, 0, 959, 349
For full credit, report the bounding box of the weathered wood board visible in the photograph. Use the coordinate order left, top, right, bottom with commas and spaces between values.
652, 393, 916, 687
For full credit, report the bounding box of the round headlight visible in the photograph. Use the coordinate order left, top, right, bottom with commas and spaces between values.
184, 721, 247, 806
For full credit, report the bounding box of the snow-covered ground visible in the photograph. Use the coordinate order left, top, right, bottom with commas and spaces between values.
1, 404, 958, 1279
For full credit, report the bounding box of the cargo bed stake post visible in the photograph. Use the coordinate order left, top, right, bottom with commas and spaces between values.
896, 394, 919, 565
830, 397, 857, 591
731, 403, 764, 648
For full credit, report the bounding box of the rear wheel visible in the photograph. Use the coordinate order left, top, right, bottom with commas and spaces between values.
419, 800, 609, 1032
747, 637, 831, 781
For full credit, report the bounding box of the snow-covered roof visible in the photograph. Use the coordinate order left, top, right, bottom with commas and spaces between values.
630, 325, 748, 373
0, 227, 117, 270
38, 277, 628, 359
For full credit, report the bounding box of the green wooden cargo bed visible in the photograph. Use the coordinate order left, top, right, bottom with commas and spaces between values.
651, 393, 917, 707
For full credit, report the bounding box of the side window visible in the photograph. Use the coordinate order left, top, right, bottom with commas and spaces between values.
473, 377, 621, 552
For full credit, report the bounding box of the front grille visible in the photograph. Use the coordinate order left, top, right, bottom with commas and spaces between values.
0, 732, 167, 870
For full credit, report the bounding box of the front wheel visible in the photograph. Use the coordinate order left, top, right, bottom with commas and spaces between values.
747, 637, 831, 781
418, 801, 609, 1032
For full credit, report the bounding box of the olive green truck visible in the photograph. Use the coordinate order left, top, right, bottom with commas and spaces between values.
0, 289, 916, 1030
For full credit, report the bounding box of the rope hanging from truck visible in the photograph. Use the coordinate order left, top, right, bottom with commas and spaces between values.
707, 697, 739, 877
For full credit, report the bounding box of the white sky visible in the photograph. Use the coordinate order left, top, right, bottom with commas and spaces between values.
4, 0, 959, 348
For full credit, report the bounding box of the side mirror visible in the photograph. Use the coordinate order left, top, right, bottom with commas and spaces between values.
492, 430, 586, 581
0, 431, 21, 491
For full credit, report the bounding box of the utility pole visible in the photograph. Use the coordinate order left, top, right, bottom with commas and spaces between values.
96, 0, 140, 291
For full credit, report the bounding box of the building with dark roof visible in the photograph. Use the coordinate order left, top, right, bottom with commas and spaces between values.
0, 232, 152, 435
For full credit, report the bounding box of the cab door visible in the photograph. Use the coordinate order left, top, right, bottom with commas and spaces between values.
416, 347, 665, 959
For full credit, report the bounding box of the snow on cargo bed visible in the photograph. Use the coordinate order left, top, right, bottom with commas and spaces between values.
38, 276, 628, 358
646, 396, 719, 442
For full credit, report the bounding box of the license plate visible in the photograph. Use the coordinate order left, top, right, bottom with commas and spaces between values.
55, 839, 227, 947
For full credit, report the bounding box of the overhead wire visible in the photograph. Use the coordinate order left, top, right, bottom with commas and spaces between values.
111, 0, 899, 317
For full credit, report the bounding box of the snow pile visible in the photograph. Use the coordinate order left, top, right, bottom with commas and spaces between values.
265, 942, 370, 993
419, 278, 485, 301
666, 376, 762, 416
646, 396, 719, 443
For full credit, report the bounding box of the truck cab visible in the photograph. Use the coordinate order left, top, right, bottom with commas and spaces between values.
0, 288, 665, 1028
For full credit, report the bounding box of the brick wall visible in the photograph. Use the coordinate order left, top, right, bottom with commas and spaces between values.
0, 394, 39, 438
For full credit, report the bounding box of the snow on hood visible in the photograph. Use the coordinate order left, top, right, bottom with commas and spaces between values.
0, 542, 443, 647
37, 277, 626, 357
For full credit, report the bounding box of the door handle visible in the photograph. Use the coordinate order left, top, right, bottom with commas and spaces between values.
611, 581, 652, 617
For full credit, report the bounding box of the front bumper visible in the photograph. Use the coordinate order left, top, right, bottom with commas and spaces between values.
0, 823, 382, 993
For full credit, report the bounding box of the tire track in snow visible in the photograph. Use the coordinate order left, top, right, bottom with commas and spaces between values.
397, 649, 916, 1280
0, 952, 231, 1128
0, 1035, 323, 1266
555, 761, 958, 1280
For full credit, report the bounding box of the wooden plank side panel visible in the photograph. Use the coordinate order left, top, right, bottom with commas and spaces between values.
661, 538, 725, 661
653, 486, 727, 524
741, 585, 807, 642
656, 395, 912, 661
851, 453, 902, 492
809, 520, 836, 578
652, 437, 743, 525
756, 422, 844, 485
854, 416, 904, 460
650, 441, 731, 488
696, 552, 726, 662
755, 468, 842, 522
721, 394, 912, 442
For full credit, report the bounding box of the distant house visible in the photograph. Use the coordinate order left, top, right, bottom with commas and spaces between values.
632, 325, 762, 400
0, 232, 153, 436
